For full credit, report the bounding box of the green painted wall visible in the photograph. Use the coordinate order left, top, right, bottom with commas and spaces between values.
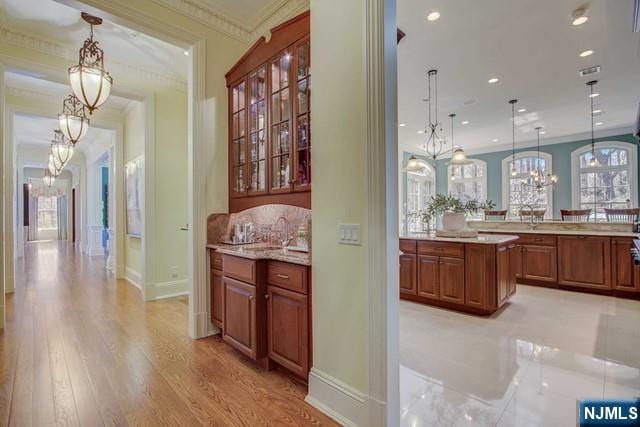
403, 133, 639, 218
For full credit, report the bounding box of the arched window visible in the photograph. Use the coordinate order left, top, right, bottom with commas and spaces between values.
571, 141, 638, 220
448, 159, 487, 219
502, 151, 553, 218
403, 159, 436, 233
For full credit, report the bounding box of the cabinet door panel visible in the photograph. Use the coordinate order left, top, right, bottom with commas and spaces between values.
417, 255, 438, 299
558, 236, 611, 289
522, 245, 557, 282
211, 269, 224, 328
497, 246, 510, 306
611, 238, 640, 291
223, 277, 257, 358
508, 245, 518, 296
439, 257, 464, 304
513, 245, 523, 279
464, 244, 490, 310
267, 286, 309, 377
400, 254, 417, 296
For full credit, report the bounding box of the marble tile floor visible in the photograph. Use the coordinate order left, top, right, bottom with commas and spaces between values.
400, 285, 640, 426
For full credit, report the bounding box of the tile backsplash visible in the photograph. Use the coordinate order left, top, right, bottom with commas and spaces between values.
207, 204, 311, 248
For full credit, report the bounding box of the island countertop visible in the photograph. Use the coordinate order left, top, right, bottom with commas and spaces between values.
400, 233, 519, 245
206, 243, 311, 266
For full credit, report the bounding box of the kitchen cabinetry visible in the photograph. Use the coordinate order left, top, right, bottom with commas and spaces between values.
611, 238, 640, 292
210, 251, 224, 328
416, 255, 438, 300
438, 257, 465, 304
225, 12, 311, 212
399, 253, 417, 296
558, 236, 611, 290
522, 245, 557, 282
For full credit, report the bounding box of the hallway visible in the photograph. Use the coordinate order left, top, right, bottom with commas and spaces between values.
0, 241, 334, 426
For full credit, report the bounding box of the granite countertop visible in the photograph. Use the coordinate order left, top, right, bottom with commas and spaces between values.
206, 243, 311, 266
401, 233, 519, 245
474, 228, 639, 237
468, 220, 639, 237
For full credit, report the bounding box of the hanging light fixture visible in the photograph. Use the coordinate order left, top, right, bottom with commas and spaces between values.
58, 94, 90, 143
405, 155, 423, 172
43, 169, 56, 187
509, 99, 518, 176
587, 80, 599, 167
521, 127, 558, 189
51, 130, 74, 171
422, 69, 447, 160
447, 113, 472, 167
48, 152, 62, 177
68, 12, 113, 114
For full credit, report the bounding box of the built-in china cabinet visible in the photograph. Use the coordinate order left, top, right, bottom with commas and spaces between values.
226, 12, 311, 212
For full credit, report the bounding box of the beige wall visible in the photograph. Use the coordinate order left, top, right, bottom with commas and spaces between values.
124, 101, 144, 282
310, 0, 368, 393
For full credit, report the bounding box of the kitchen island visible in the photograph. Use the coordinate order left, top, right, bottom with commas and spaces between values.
400, 233, 519, 315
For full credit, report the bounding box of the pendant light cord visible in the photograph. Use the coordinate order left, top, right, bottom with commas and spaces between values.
590, 83, 595, 154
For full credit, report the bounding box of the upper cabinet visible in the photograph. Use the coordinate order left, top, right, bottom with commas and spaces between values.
226, 12, 311, 212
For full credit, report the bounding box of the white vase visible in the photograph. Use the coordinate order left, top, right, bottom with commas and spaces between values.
442, 211, 466, 232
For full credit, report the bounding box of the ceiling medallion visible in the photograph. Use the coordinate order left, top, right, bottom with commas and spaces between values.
58, 94, 90, 144
51, 130, 74, 171
68, 12, 113, 114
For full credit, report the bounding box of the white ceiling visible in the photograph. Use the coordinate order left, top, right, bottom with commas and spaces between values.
397, 0, 640, 154
14, 113, 114, 154
194, 0, 287, 31
0, 0, 188, 79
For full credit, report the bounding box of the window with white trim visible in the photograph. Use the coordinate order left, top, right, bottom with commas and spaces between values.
448, 160, 487, 219
37, 196, 58, 231
571, 142, 638, 220
404, 160, 436, 233
502, 151, 553, 218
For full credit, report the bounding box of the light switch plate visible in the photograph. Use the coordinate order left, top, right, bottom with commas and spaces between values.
339, 223, 361, 245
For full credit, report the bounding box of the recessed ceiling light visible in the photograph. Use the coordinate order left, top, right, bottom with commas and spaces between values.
427, 11, 441, 21
579, 50, 594, 58
399, 123, 406, 127
417, 130, 424, 134
492, 138, 499, 142
539, 130, 546, 134
572, 16, 588, 26
518, 108, 527, 113
183, 50, 190, 56
595, 121, 604, 126
488, 77, 499, 84
592, 109, 602, 114
461, 121, 469, 125
589, 92, 599, 98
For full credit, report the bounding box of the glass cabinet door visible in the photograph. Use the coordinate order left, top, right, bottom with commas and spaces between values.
294, 39, 311, 191
231, 79, 247, 196
270, 51, 292, 192
248, 66, 267, 194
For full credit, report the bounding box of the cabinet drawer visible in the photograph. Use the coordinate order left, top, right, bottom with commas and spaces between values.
418, 241, 464, 258
223, 255, 256, 284
400, 239, 417, 254
516, 234, 556, 246
210, 251, 224, 271
268, 261, 308, 294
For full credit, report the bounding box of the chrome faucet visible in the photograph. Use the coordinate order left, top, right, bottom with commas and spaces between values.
274, 216, 291, 247
522, 204, 540, 229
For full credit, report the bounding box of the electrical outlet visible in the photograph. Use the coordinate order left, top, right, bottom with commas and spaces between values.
338, 223, 361, 245
170, 266, 179, 278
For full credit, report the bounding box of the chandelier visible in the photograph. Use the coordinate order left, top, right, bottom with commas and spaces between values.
586, 80, 599, 167
43, 169, 56, 187
521, 126, 558, 189
48, 152, 61, 177
51, 130, 74, 171
68, 13, 113, 114
59, 94, 90, 143
422, 69, 447, 160
446, 113, 472, 169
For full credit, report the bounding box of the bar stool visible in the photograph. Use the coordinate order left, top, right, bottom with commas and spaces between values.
484, 210, 508, 221
604, 208, 640, 223
560, 209, 591, 222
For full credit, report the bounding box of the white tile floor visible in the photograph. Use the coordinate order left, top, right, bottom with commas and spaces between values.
400, 285, 640, 426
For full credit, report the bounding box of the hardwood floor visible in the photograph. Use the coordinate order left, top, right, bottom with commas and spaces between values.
0, 241, 335, 426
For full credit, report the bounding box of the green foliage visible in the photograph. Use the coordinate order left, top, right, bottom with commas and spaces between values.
408, 194, 496, 225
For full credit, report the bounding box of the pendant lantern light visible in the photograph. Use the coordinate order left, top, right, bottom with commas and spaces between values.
43, 169, 56, 187
509, 99, 518, 176
51, 130, 74, 171
59, 94, 90, 143
68, 13, 113, 114
587, 80, 599, 167
48, 152, 61, 177
447, 113, 472, 167
521, 127, 558, 189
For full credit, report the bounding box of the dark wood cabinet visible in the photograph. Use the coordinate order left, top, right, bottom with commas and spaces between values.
558, 236, 611, 290
439, 257, 465, 304
266, 285, 309, 377
522, 245, 557, 282
226, 13, 311, 212
507, 244, 518, 296
497, 246, 510, 306
223, 276, 266, 359
416, 255, 438, 299
400, 253, 417, 296
611, 238, 640, 292
211, 269, 224, 328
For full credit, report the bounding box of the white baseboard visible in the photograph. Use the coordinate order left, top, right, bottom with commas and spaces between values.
145, 279, 188, 300
124, 267, 142, 290
306, 368, 370, 427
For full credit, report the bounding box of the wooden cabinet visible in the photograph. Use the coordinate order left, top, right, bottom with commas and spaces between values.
522, 245, 557, 282
611, 238, 640, 292
226, 12, 311, 212
223, 276, 266, 360
266, 285, 309, 377
211, 269, 224, 328
400, 253, 417, 296
558, 236, 611, 290
439, 257, 465, 304
497, 246, 510, 306
508, 244, 519, 295
417, 255, 438, 299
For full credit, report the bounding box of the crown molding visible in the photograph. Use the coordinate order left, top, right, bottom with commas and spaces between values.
149, 0, 310, 43
0, 25, 187, 92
